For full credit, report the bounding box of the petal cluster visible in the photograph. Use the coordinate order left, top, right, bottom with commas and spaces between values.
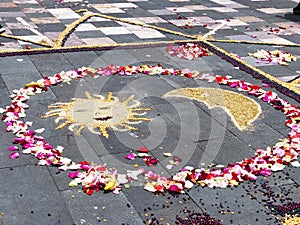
249, 49, 297, 66
166, 43, 211, 60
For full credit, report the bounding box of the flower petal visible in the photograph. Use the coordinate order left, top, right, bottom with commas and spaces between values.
9, 152, 19, 159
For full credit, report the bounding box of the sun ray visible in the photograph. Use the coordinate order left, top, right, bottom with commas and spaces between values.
76, 125, 85, 135
132, 108, 152, 111
55, 116, 68, 124
132, 112, 148, 116
41, 112, 61, 118
48, 102, 72, 108
127, 121, 145, 125
122, 95, 135, 105
85, 91, 94, 100
114, 124, 138, 131
56, 120, 72, 130
129, 117, 152, 121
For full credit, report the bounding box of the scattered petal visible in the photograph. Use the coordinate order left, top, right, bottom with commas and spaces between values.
35, 128, 45, 133
9, 146, 18, 151
291, 161, 300, 167
163, 152, 172, 157
137, 146, 149, 153
9, 152, 19, 159
124, 153, 136, 160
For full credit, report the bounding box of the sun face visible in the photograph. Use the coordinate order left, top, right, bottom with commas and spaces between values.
42, 92, 152, 138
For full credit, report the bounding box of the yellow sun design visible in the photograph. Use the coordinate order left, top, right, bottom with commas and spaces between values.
282, 214, 300, 225
42, 92, 152, 138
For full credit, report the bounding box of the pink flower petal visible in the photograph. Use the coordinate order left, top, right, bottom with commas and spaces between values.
9, 152, 19, 159
9, 146, 18, 151
124, 153, 136, 160
137, 146, 149, 153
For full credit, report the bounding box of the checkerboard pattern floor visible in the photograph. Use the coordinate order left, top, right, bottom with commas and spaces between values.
0, 0, 299, 90
0, 0, 299, 50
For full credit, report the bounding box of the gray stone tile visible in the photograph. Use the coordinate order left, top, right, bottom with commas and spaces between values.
188, 185, 279, 225
29, 53, 75, 77
86, 129, 145, 156
0, 166, 74, 225
126, 75, 178, 98
100, 150, 170, 179
0, 56, 38, 75
123, 186, 199, 217
284, 167, 300, 186
127, 47, 175, 65
242, 176, 300, 216
0, 75, 11, 107
259, 65, 297, 78
147, 98, 227, 142
197, 131, 255, 166
61, 190, 144, 225
99, 49, 140, 66
47, 78, 80, 102
226, 120, 286, 151
123, 186, 167, 212
1, 72, 57, 100
63, 51, 102, 68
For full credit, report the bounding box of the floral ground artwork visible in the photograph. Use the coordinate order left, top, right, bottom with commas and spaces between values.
1, 64, 299, 197
0, 1, 299, 224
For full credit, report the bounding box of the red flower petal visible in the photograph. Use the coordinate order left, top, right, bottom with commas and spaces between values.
137, 146, 149, 153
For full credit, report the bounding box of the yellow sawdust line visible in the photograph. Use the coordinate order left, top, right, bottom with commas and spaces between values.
202, 40, 300, 95
1, 10, 299, 50
0, 11, 299, 100
290, 77, 300, 85
211, 39, 300, 47
55, 12, 95, 47
0, 39, 200, 55
92, 13, 198, 41
0, 33, 53, 48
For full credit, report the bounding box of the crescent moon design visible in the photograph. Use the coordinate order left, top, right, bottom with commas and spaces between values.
163, 87, 261, 130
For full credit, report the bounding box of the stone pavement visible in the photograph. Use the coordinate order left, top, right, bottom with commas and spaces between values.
0, 0, 300, 225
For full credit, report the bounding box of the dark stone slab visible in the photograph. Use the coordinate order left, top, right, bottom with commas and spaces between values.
74, 30, 106, 39
284, 167, 300, 186
97, 49, 139, 66
36, 23, 66, 32
187, 184, 280, 225
134, 1, 164, 10
61, 190, 144, 225
68, 53, 107, 69
127, 8, 156, 17
89, 20, 122, 28
196, 131, 255, 166
132, 190, 203, 225
0, 55, 38, 75
224, 117, 286, 151
0, 165, 74, 225
29, 53, 75, 77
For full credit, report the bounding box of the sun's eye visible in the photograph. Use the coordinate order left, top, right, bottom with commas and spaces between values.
75, 109, 87, 112
97, 106, 111, 110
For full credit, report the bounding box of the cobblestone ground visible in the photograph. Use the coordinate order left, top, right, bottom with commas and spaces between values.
0, 0, 300, 225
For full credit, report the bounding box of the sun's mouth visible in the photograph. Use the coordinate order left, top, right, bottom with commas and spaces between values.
93, 116, 113, 121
